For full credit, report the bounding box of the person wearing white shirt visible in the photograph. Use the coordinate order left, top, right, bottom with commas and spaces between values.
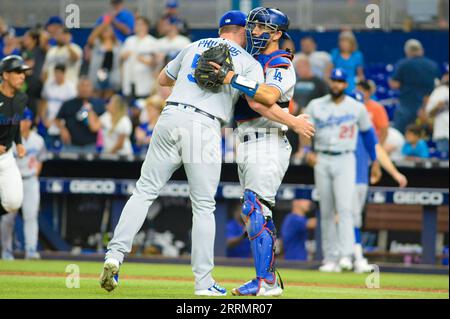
156, 16, 191, 57
40, 64, 77, 150
99, 95, 133, 156
294, 37, 332, 79
42, 28, 82, 84
121, 17, 159, 100
383, 127, 406, 161
425, 70, 449, 155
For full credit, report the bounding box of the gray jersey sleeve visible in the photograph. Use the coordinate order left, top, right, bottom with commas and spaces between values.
303, 100, 316, 125
265, 67, 296, 97
165, 44, 192, 80
357, 103, 373, 132
244, 60, 265, 84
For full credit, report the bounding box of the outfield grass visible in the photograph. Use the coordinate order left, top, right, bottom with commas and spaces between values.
0, 260, 448, 299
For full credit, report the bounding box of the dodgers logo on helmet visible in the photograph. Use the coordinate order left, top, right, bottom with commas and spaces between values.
245, 7, 290, 56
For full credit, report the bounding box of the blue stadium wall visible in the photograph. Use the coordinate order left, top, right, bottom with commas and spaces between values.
15, 28, 449, 65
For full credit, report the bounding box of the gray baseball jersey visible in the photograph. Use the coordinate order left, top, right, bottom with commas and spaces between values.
305, 95, 373, 264
304, 95, 372, 153
165, 37, 264, 124
237, 60, 296, 133
16, 131, 46, 178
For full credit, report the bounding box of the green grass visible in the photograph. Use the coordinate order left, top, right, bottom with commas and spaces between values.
0, 260, 448, 299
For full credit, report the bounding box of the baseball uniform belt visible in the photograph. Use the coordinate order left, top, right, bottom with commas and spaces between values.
242, 129, 286, 143
166, 102, 217, 121
318, 150, 353, 156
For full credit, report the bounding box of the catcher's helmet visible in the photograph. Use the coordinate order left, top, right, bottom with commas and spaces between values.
245, 7, 290, 56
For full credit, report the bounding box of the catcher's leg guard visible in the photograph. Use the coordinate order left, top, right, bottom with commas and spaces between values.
241, 190, 276, 284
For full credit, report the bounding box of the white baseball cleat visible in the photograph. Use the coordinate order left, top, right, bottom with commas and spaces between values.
195, 282, 227, 296
1, 250, 14, 261
339, 257, 354, 271
319, 262, 342, 273
256, 280, 283, 297
100, 258, 120, 292
354, 258, 374, 273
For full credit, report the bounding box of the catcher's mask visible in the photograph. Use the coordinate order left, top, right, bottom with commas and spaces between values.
245, 7, 291, 56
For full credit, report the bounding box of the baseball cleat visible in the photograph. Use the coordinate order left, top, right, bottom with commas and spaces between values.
100, 259, 120, 292
1, 250, 15, 261
354, 258, 374, 273
338, 257, 354, 271
231, 278, 283, 297
319, 262, 342, 273
195, 282, 227, 296
25, 251, 41, 260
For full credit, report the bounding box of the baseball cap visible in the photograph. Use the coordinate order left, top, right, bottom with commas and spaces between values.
166, 0, 178, 8
349, 91, 364, 103
22, 108, 34, 121
219, 10, 247, 28
0, 55, 32, 74
330, 68, 347, 82
45, 16, 64, 28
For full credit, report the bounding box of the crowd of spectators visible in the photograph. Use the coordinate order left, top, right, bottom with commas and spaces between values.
0, 0, 448, 163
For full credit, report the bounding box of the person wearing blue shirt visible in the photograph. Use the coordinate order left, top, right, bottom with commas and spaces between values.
226, 206, 251, 258
330, 31, 365, 94
96, 0, 135, 43
281, 199, 316, 261
402, 124, 430, 159
389, 39, 440, 134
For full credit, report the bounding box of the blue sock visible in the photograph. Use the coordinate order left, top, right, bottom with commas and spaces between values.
354, 228, 362, 244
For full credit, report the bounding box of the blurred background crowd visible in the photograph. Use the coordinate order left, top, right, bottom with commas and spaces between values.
0, 0, 448, 164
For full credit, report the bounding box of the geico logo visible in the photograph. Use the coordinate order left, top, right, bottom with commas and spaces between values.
372, 192, 386, 204
159, 183, 190, 197
69, 180, 116, 194
222, 185, 242, 199
48, 181, 63, 193
393, 192, 443, 205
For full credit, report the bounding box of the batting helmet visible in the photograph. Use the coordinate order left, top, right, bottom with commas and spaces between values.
245, 7, 291, 56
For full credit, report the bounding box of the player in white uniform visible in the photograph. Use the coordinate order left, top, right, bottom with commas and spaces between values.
2, 109, 46, 260
100, 11, 313, 296
304, 69, 378, 272
210, 7, 302, 297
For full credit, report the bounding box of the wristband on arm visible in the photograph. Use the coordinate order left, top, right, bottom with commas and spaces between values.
230, 74, 259, 98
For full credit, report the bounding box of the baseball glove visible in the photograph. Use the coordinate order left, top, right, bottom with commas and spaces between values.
194, 43, 234, 89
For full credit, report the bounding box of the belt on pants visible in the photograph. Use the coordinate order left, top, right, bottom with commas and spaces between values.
317, 150, 353, 156
242, 130, 286, 143
166, 102, 217, 121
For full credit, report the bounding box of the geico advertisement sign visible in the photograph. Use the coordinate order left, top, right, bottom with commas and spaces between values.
69, 180, 116, 194
393, 191, 444, 205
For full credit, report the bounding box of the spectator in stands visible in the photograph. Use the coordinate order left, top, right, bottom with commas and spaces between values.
281, 38, 296, 54
329, 31, 365, 94
96, 0, 135, 43
22, 51, 43, 121
42, 16, 64, 48
21, 29, 47, 79
383, 127, 406, 161
389, 39, 440, 134
295, 36, 331, 79
135, 95, 165, 154
293, 55, 329, 113
42, 28, 82, 84
280, 199, 316, 261
99, 95, 133, 156
0, 28, 21, 59
41, 64, 77, 150
156, 16, 191, 57
56, 78, 104, 153
402, 124, 430, 160
356, 80, 390, 144
157, 0, 190, 38
425, 67, 449, 156
87, 23, 121, 99
121, 17, 159, 102
226, 204, 251, 258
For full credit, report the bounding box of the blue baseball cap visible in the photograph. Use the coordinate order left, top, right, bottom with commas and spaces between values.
330, 68, 348, 82
22, 108, 34, 121
166, 0, 178, 8
45, 16, 64, 28
219, 10, 247, 28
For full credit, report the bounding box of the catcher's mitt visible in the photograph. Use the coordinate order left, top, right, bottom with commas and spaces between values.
194, 43, 234, 89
